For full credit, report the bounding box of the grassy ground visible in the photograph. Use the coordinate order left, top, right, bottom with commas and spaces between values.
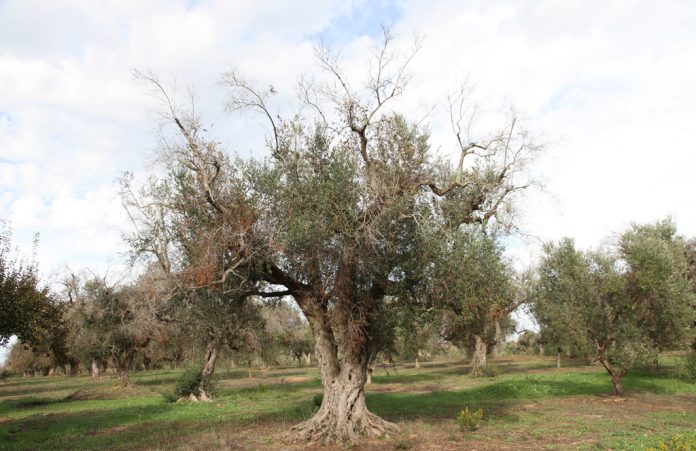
0, 354, 695, 450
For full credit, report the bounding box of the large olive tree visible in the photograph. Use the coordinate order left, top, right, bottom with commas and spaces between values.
135, 30, 538, 443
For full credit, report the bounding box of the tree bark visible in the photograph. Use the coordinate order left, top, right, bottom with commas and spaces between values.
198, 343, 220, 401
556, 349, 562, 369
415, 353, 420, 369
492, 319, 502, 357
470, 334, 487, 377
113, 352, 134, 388
598, 357, 626, 397
539, 343, 545, 356
69, 362, 79, 377
366, 366, 373, 385
285, 294, 398, 444
611, 374, 623, 397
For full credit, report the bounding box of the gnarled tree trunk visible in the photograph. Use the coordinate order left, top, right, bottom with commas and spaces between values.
68, 358, 80, 376
285, 295, 398, 444
112, 352, 134, 388
198, 343, 220, 401
470, 334, 487, 377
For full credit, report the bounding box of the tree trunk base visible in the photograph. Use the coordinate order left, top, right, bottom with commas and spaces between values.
283, 406, 398, 444
470, 335, 487, 378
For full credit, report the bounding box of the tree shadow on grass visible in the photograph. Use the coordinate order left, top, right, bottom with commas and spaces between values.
370, 371, 444, 385
0, 403, 185, 450
0, 380, 117, 400
366, 377, 611, 422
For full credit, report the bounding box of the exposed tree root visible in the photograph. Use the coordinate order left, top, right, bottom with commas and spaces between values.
283, 407, 399, 444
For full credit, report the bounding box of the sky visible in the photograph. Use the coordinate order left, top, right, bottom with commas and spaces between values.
2, 0, 696, 363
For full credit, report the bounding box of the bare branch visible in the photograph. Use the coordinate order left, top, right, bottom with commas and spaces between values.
220, 68, 280, 153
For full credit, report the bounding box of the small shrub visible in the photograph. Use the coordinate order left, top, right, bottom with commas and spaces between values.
174, 367, 203, 398
680, 351, 696, 382
647, 433, 696, 450
163, 391, 178, 403
457, 406, 483, 432
393, 439, 412, 449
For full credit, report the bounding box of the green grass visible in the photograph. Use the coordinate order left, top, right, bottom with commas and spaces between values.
0, 355, 694, 449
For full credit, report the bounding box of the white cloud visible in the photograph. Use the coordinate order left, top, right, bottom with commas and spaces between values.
1, 0, 695, 282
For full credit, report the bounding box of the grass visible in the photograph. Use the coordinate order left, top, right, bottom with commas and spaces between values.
0, 354, 694, 449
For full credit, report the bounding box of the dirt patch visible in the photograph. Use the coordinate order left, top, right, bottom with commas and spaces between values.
167, 392, 696, 450
279, 377, 311, 384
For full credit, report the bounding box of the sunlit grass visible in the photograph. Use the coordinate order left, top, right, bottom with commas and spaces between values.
0, 354, 694, 449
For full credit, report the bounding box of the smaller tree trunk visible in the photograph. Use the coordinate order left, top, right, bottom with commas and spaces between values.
69, 362, 79, 377
366, 366, 373, 385
415, 353, 420, 369
539, 343, 545, 355
116, 366, 130, 388
470, 335, 487, 377
492, 319, 502, 357
556, 349, 562, 369
47, 367, 55, 376
598, 357, 626, 397
611, 374, 623, 397
91, 359, 100, 379
198, 344, 220, 401
113, 352, 134, 388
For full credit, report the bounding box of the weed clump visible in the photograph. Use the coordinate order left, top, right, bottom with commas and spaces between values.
165, 366, 217, 402
456, 406, 483, 432
679, 351, 696, 382
647, 433, 696, 450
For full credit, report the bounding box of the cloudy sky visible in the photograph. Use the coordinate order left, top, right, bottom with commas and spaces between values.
1, 0, 695, 360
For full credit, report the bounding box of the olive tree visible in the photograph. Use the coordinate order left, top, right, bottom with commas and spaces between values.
0, 225, 58, 349
619, 220, 695, 358
530, 238, 594, 368
134, 29, 539, 443
120, 116, 270, 400
436, 228, 517, 376
532, 221, 695, 397
75, 275, 159, 388
262, 302, 314, 367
